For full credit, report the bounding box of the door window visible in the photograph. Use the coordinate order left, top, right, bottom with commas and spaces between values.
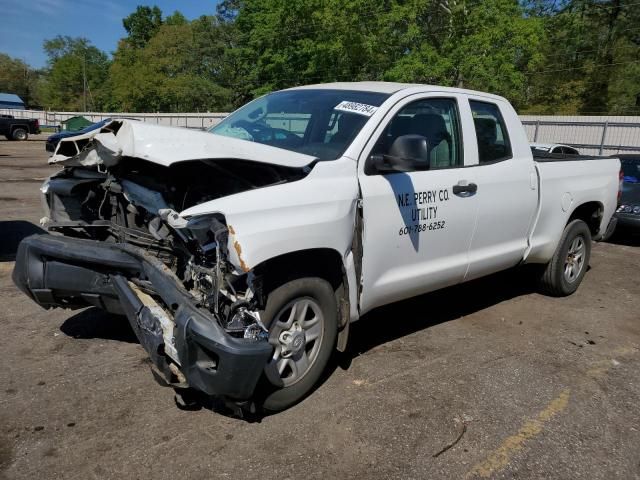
371, 98, 462, 171
470, 100, 512, 163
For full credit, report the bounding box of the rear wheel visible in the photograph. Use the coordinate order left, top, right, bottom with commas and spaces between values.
538, 219, 592, 296
259, 277, 338, 412
12, 128, 28, 141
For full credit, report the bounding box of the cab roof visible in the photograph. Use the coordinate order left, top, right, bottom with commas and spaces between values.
287, 81, 507, 102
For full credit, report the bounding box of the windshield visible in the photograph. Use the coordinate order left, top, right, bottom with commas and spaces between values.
209, 89, 390, 160
84, 119, 111, 132
59, 118, 111, 136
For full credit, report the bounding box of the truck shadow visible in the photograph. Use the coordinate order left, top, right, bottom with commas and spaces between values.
60, 308, 138, 344
606, 230, 640, 247
338, 265, 540, 368
56, 264, 543, 421
0, 220, 46, 261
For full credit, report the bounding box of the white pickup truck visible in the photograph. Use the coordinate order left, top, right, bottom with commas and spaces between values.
13, 82, 621, 412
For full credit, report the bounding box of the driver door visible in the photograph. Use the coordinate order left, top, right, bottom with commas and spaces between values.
357, 94, 480, 314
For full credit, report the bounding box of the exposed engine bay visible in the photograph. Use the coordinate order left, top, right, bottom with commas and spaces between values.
42, 153, 310, 342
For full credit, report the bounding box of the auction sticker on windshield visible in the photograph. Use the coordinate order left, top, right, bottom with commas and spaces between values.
334, 101, 378, 117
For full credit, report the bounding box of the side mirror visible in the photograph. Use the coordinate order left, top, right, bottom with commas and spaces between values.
368, 135, 430, 174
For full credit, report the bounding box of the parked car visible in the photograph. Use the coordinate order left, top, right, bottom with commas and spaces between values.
45, 118, 112, 153
0, 116, 40, 140
13, 83, 621, 413
614, 154, 640, 233
530, 143, 580, 156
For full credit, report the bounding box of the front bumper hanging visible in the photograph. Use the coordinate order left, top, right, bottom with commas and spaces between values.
12, 234, 272, 401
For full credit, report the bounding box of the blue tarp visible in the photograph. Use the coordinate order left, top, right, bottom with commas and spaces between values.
0, 93, 25, 109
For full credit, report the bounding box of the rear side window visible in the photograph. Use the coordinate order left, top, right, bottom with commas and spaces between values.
470, 100, 512, 163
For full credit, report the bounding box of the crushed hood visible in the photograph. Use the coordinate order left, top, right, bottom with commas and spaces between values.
49, 119, 316, 169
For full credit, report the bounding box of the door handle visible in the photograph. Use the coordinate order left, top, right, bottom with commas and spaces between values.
452, 182, 478, 196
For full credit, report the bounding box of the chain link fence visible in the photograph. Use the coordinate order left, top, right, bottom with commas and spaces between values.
520, 115, 640, 155
0, 109, 228, 131
3, 109, 640, 156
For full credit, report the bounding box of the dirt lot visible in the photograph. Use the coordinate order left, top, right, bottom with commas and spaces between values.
1, 137, 639, 480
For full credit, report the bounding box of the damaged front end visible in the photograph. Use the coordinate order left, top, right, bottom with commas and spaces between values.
13, 120, 315, 403
13, 234, 272, 400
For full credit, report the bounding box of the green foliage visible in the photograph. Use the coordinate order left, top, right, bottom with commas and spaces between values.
1, 1, 638, 114
0, 54, 43, 107
523, 0, 640, 114
216, 0, 546, 108
382, 0, 545, 108
39, 36, 110, 110
110, 18, 233, 112
226, 0, 394, 99
165, 11, 188, 26
122, 6, 163, 49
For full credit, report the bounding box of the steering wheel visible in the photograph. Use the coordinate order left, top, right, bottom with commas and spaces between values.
234, 121, 300, 144
270, 128, 301, 143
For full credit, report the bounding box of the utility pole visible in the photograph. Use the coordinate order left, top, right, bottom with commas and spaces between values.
23, 57, 29, 107
83, 56, 87, 112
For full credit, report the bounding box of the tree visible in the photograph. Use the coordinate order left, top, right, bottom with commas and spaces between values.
122, 5, 163, 49
524, 0, 640, 114
222, 0, 394, 101
110, 19, 232, 112
0, 54, 43, 107
165, 11, 188, 26
27, 0, 640, 114
217, 0, 543, 108
190, 8, 251, 106
40, 36, 110, 111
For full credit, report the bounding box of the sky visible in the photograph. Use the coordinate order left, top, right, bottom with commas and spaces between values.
0, 0, 220, 69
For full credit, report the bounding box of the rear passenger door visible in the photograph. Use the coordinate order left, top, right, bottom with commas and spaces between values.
464, 98, 539, 281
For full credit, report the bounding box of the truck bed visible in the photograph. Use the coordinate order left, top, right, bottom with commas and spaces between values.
525, 154, 620, 264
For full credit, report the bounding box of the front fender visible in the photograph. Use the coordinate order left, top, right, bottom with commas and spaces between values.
180, 158, 359, 274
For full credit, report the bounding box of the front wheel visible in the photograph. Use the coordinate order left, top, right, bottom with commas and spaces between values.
12, 128, 28, 141
259, 277, 338, 412
538, 219, 592, 296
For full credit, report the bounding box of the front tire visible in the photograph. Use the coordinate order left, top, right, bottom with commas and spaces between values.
12, 128, 28, 141
259, 277, 338, 412
538, 219, 592, 296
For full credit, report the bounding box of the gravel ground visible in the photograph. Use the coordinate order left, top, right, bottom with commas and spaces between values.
1, 137, 639, 480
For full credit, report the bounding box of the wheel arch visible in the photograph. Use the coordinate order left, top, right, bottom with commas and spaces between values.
568, 201, 603, 237
10, 124, 29, 133
252, 247, 352, 351
10, 125, 29, 140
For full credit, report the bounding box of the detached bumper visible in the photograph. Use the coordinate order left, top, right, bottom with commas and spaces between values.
12, 234, 272, 400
